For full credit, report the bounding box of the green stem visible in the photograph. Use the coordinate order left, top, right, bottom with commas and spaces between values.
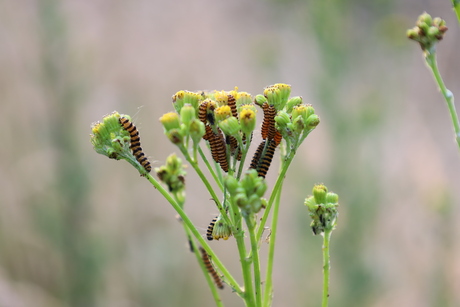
256, 151, 295, 242
425, 51, 460, 149
322, 228, 332, 307
453, 0, 460, 24
198, 146, 224, 192
262, 185, 282, 307
246, 216, 262, 307
180, 146, 232, 226
234, 230, 256, 307
144, 173, 243, 297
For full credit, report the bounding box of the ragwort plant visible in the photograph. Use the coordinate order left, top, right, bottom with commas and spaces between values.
91, 84, 340, 307
407, 12, 460, 150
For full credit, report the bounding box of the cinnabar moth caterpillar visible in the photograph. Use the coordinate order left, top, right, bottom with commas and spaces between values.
249, 140, 266, 170
208, 130, 228, 172
198, 101, 208, 123
119, 116, 152, 173
257, 140, 277, 178
248, 139, 277, 178
207, 216, 218, 241
261, 103, 277, 140
227, 94, 238, 119
199, 246, 224, 289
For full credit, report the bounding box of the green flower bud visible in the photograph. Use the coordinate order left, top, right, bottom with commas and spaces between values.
292, 115, 306, 133
180, 104, 196, 127
155, 153, 186, 193
225, 176, 239, 194
160, 112, 181, 132
236, 92, 252, 106
172, 91, 186, 113
254, 94, 267, 107
275, 111, 291, 127
306, 114, 320, 129
91, 111, 128, 160
166, 129, 183, 145
235, 193, 248, 208
189, 119, 205, 144
285, 96, 302, 113
304, 196, 316, 210
326, 192, 339, 204
313, 184, 328, 205
239, 107, 257, 135
219, 116, 240, 137
417, 12, 432, 28
212, 214, 233, 240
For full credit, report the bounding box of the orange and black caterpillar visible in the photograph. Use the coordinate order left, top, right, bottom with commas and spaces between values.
207, 216, 218, 241
119, 116, 152, 173
249, 139, 277, 178
199, 246, 224, 289
227, 94, 238, 119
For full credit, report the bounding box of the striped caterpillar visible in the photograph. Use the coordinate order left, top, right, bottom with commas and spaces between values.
119, 116, 152, 173
199, 246, 224, 289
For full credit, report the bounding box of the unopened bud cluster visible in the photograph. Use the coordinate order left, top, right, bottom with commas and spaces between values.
225, 169, 267, 216
304, 184, 339, 235
91, 111, 151, 175
155, 153, 186, 201
407, 12, 448, 53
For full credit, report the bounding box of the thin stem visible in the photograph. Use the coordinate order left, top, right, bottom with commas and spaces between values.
322, 229, 332, 307
425, 51, 460, 149
256, 151, 295, 242
180, 146, 232, 226
246, 216, 262, 307
453, 0, 460, 24
144, 173, 243, 296
234, 230, 256, 307
198, 146, 224, 192
262, 185, 282, 307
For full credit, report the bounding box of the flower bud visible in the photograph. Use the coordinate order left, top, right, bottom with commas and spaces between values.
326, 192, 339, 204
285, 96, 302, 113
236, 92, 252, 106
239, 108, 257, 135
275, 111, 291, 127
219, 116, 240, 137
254, 94, 267, 107
313, 184, 328, 205
212, 214, 233, 240
189, 119, 205, 144
306, 114, 320, 129
166, 129, 183, 145
160, 112, 181, 132
214, 105, 232, 122
180, 104, 196, 127
225, 176, 239, 194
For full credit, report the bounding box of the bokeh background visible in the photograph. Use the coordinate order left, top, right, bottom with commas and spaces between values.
1, 0, 460, 306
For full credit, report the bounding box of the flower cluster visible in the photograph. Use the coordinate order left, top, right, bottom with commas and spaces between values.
304, 184, 339, 235
407, 12, 448, 53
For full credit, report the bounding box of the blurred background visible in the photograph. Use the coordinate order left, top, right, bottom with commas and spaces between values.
1, 0, 460, 306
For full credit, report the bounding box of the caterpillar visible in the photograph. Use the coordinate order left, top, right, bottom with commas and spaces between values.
208, 130, 228, 172
119, 117, 152, 173
227, 94, 238, 119
248, 139, 277, 178
249, 140, 266, 171
261, 103, 277, 140
199, 246, 224, 289
257, 140, 277, 178
198, 100, 208, 123
207, 216, 218, 241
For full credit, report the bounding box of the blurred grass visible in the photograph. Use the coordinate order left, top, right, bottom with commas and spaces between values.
0, 0, 459, 306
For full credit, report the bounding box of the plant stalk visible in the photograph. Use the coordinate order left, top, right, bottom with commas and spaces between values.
425, 51, 460, 149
